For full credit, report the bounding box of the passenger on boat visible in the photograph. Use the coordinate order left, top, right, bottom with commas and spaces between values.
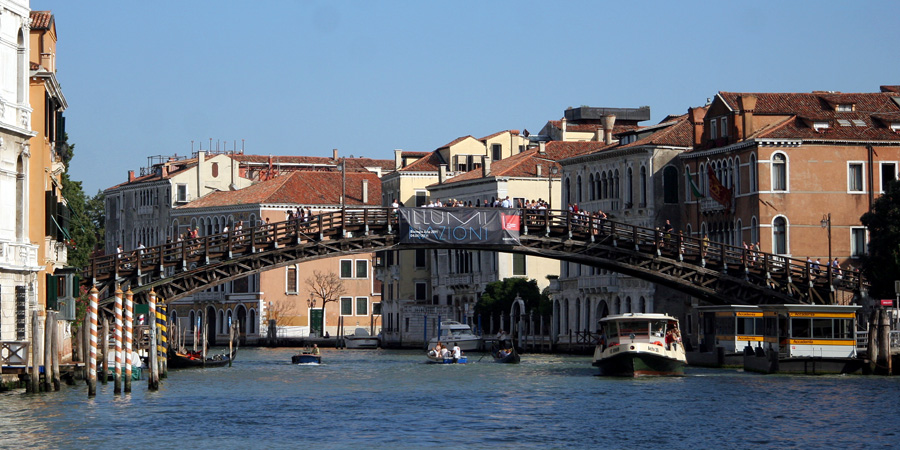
431, 342, 443, 357
440, 346, 450, 359
665, 329, 675, 350
498, 349, 509, 358
311, 344, 320, 355
452, 343, 462, 361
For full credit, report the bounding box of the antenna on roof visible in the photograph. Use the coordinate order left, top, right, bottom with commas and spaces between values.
191, 140, 194, 152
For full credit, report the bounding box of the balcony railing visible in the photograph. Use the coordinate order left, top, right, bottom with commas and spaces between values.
0, 241, 39, 269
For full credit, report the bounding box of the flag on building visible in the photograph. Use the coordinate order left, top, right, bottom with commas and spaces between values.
687, 171, 704, 199
707, 165, 732, 208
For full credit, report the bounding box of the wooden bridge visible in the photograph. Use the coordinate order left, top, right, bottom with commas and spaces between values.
84, 208, 866, 306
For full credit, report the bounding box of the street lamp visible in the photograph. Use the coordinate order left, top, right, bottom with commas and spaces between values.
549, 165, 559, 210
307, 296, 317, 337
821, 213, 833, 301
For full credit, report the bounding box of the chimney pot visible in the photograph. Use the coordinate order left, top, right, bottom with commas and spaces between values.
333, 148, 339, 161
362, 179, 369, 204
603, 115, 617, 145
536, 164, 543, 177
128, 170, 135, 182
394, 149, 403, 170
539, 141, 546, 154
482, 156, 491, 177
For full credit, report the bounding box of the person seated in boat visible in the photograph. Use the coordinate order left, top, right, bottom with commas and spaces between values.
452, 343, 462, 361
311, 344, 320, 355
440, 346, 450, 359
498, 348, 509, 358
665, 329, 675, 350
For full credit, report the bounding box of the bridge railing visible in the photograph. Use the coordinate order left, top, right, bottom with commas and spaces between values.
86, 207, 866, 300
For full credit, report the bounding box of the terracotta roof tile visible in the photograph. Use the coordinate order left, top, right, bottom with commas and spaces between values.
618, 116, 694, 149
30, 11, 53, 29
479, 130, 520, 141
399, 151, 445, 172
179, 170, 382, 209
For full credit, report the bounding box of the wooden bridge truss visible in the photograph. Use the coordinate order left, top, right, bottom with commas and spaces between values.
85, 208, 865, 306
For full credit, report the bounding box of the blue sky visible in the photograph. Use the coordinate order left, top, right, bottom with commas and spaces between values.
45, 1, 899, 195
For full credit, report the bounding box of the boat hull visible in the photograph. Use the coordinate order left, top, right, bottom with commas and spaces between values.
743, 353, 865, 375
593, 344, 685, 377
425, 353, 467, 364
292, 354, 322, 364
169, 351, 235, 368
686, 349, 744, 368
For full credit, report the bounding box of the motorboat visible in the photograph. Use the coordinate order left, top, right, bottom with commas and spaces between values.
343, 328, 380, 349
427, 321, 483, 352
742, 304, 865, 374
425, 348, 467, 364
592, 313, 687, 377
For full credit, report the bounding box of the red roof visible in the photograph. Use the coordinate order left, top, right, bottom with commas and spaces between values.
30, 11, 53, 29
479, 130, 520, 141
618, 115, 693, 149
179, 170, 382, 208
399, 151, 445, 172
717, 91, 900, 141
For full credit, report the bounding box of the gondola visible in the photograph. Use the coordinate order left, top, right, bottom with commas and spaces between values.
168, 346, 237, 368
490, 339, 520, 364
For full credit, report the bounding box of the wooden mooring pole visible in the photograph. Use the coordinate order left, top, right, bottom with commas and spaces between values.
879, 308, 892, 375
51, 311, 60, 390
148, 289, 159, 390
28, 310, 40, 393
88, 286, 99, 396
101, 317, 109, 385
159, 304, 168, 378
113, 287, 123, 394
229, 323, 234, 367
43, 310, 52, 392
124, 288, 133, 393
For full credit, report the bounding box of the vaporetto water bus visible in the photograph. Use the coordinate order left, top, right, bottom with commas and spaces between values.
687, 305, 765, 368
742, 304, 865, 375
592, 313, 687, 377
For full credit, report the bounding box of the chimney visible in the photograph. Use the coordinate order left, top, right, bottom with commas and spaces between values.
740, 94, 758, 140
333, 148, 339, 161
394, 149, 403, 170
161, 164, 168, 178
482, 155, 491, 177
688, 107, 706, 147
438, 164, 447, 184
602, 114, 617, 145
539, 141, 546, 154
560, 116, 567, 141
128, 170, 135, 182
362, 179, 369, 204
536, 164, 543, 177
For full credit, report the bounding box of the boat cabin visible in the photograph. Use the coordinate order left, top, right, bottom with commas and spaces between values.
695, 305, 764, 354
601, 313, 679, 347
755, 305, 859, 358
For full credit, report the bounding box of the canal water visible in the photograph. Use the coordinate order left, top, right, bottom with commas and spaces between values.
2, 347, 899, 449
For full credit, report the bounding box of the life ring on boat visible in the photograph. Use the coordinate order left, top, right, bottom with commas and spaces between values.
652, 341, 663, 346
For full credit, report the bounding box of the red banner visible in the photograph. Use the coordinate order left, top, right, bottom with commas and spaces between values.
707, 165, 732, 208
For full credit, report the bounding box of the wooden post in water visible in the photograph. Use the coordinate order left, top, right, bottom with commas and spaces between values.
159, 304, 168, 378
101, 317, 109, 385
43, 310, 53, 392
88, 286, 99, 396
867, 310, 879, 370
82, 310, 90, 383
879, 307, 892, 375
29, 310, 40, 393
124, 289, 133, 393
148, 289, 159, 390
229, 323, 234, 367
51, 311, 60, 390
113, 287, 123, 394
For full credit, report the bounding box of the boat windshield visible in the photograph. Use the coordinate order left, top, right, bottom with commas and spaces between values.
608, 319, 669, 340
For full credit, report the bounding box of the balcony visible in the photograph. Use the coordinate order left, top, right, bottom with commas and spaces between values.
699, 198, 728, 214
0, 241, 40, 270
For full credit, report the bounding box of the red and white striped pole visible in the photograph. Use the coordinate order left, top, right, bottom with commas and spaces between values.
124, 289, 133, 393
88, 286, 99, 397
113, 287, 123, 394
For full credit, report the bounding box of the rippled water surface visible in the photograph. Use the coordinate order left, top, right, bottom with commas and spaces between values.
2, 348, 899, 449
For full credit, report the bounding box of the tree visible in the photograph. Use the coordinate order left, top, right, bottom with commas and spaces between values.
474, 278, 550, 319
304, 270, 347, 333
59, 135, 105, 269
860, 179, 900, 298
265, 296, 299, 328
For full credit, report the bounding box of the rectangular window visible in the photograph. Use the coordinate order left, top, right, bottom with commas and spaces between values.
512, 253, 526, 276
710, 119, 717, 141
881, 162, 897, 193
373, 303, 382, 315
356, 259, 368, 278
415, 249, 426, 268
356, 297, 368, 316
415, 281, 427, 301
176, 184, 188, 202
848, 162, 864, 192
415, 191, 427, 207
492, 144, 502, 161
720, 117, 728, 138
340, 297, 353, 316
286, 266, 297, 293
340, 259, 352, 278
851, 228, 867, 258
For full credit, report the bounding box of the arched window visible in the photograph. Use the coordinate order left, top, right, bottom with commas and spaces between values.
615, 297, 622, 315
613, 170, 620, 199
17, 30, 26, 103
772, 153, 787, 191
189, 310, 196, 332
576, 175, 583, 203
589, 173, 595, 200
749, 154, 758, 193
663, 166, 678, 204
625, 296, 632, 313
574, 298, 582, 332
601, 172, 608, 199
595, 173, 602, 201
626, 167, 634, 206
249, 309, 257, 334
773, 216, 788, 254
736, 219, 743, 245
734, 156, 741, 195
639, 297, 646, 313
639, 166, 647, 206
751, 216, 759, 245
565, 177, 571, 205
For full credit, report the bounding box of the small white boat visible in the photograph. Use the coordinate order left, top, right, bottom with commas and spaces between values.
425, 348, 468, 364
592, 313, 687, 377
427, 321, 482, 352
344, 328, 380, 349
